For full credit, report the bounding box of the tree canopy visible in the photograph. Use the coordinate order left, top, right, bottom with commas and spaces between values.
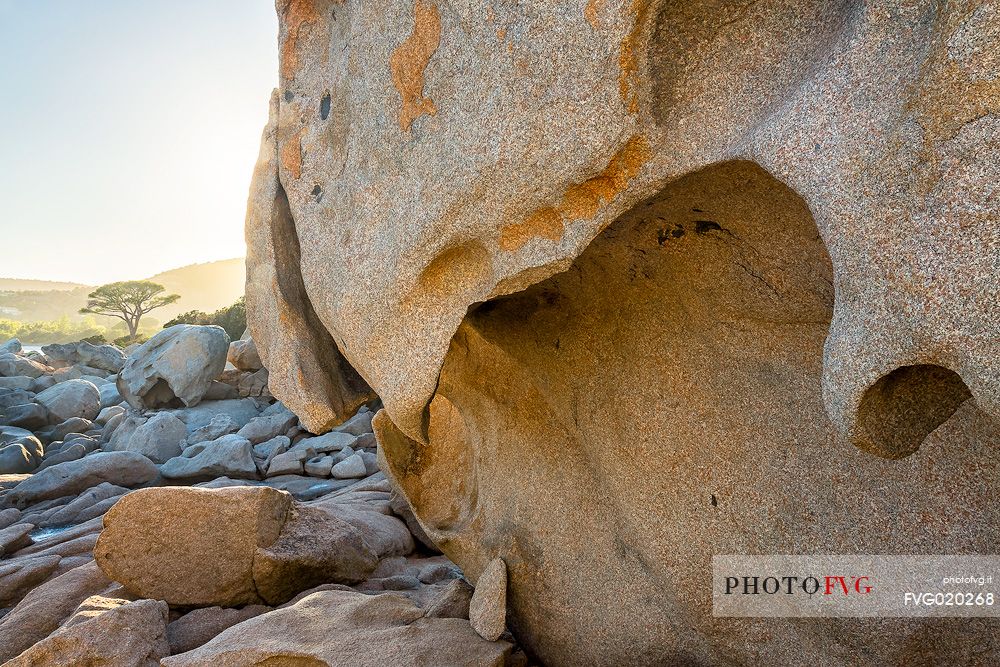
164, 296, 245, 340
80, 280, 180, 341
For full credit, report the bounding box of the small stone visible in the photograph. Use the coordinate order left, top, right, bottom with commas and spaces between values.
331, 453, 366, 479
0, 353, 50, 379
6, 451, 159, 508
238, 411, 298, 444
469, 558, 507, 642
227, 338, 263, 372
253, 435, 290, 460
169, 398, 262, 434
97, 382, 122, 409
95, 404, 125, 425
359, 449, 379, 475
43, 482, 128, 526
333, 408, 375, 436
331, 445, 355, 464
124, 411, 187, 463
0, 507, 21, 529
0, 555, 62, 607
266, 450, 304, 477
2, 597, 169, 666
425, 578, 475, 620
167, 605, 270, 655
294, 430, 355, 453
303, 455, 334, 477
161, 434, 258, 481
0, 376, 33, 391
35, 417, 93, 445
186, 413, 240, 445
40, 342, 126, 374
0, 561, 113, 664
35, 442, 87, 472
0, 522, 35, 556
380, 574, 420, 590
0, 443, 38, 474
159, 589, 510, 667
419, 562, 460, 584
1, 402, 50, 429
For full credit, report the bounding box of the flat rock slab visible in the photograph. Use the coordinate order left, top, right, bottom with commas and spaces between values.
5, 451, 158, 509
0, 561, 112, 663
162, 589, 511, 667
4, 597, 169, 667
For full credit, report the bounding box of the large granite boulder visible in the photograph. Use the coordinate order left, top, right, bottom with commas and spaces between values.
41, 341, 126, 374
95, 486, 378, 606
33, 379, 101, 422
0, 353, 50, 379
117, 325, 230, 410
245, 1, 1000, 665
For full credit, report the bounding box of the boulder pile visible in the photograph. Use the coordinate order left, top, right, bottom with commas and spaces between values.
0, 328, 524, 666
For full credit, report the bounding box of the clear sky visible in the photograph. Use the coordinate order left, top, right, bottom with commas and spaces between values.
0, 0, 278, 285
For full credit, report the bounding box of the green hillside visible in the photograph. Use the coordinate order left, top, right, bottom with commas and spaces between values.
0, 258, 246, 326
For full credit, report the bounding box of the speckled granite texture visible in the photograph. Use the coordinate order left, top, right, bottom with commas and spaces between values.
247, 1, 999, 664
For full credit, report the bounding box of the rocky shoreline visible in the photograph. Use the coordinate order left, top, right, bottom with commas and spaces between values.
0, 326, 523, 665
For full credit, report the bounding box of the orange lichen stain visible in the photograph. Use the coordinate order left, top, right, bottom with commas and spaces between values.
497, 27, 507, 41
584, 0, 607, 29
619, 0, 650, 114
561, 134, 651, 219
390, 1, 442, 132
499, 207, 563, 251
500, 134, 651, 251
280, 0, 320, 81
280, 130, 304, 179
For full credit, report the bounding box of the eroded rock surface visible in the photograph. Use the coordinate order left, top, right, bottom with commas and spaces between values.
161, 589, 511, 667
94, 485, 384, 606
246, 1, 1000, 665
117, 325, 230, 410
94, 486, 291, 606
4, 596, 169, 667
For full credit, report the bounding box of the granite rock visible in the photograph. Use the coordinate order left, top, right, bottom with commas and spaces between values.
41, 341, 126, 374
34, 379, 101, 422
6, 451, 158, 508
161, 589, 511, 667
245, 2, 1000, 665
117, 325, 230, 410
160, 434, 258, 481
4, 597, 169, 667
